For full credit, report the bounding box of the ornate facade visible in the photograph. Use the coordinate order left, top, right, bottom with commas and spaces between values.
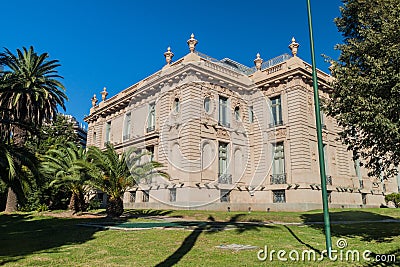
84, 34, 398, 211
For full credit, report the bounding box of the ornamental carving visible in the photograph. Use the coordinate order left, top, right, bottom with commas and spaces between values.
267, 128, 286, 139
216, 128, 230, 139
276, 128, 287, 139
322, 131, 328, 140
308, 95, 313, 114
332, 152, 336, 165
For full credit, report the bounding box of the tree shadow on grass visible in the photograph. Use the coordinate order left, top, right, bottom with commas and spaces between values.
155, 214, 277, 267
301, 211, 400, 243
301, 210, 400, 265
283, 225, 322, 254
0, 213, 118, 266
122, 209, 174, 218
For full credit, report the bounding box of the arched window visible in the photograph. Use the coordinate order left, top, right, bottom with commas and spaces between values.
174, 98, 180, 113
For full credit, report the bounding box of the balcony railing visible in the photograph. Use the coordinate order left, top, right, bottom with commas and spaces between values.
103, 141, 111, 147
268, 120, 283, 128
326, 175, 332, 185
270, 173, 287, 184
218, 174, 232, 184
218, 121, 230, 128
146, 125, 155, 133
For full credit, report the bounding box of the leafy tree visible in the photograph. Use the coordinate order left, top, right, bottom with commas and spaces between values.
0, 46, 67, 211
41, 142, 91, 213
19, 114, 80, 211
27, 114, 79, 155
327, 0, 400, 180
87, 143, 169, 217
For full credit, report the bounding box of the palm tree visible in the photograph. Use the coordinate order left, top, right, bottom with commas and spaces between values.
0, 46, 67, 211
41, 142, 91, 213
87, 143, 169, 217
0, 139, 38, 212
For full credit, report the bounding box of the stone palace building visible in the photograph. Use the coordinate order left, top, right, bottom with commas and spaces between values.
84, 34, 399, 211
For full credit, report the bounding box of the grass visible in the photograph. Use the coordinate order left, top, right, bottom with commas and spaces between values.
123, 207, 400, 223
0, 208, 399, 266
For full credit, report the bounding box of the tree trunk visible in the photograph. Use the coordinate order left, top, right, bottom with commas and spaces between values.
106, 197, 123, 217
68, 192, 77, 212
5, 187, 18, 212
4, 126, 27, 211
69, 191, 87, 214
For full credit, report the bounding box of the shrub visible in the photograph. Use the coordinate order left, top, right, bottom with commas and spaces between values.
385, 193, 400, 208
88, 199, 101, 211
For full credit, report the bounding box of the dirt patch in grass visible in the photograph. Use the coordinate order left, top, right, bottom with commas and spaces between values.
39, 210, 106, 219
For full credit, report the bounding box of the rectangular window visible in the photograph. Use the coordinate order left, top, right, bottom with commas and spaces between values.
129, 191, 136, 203
147, 103, 155, 132
362, 193, 367, 205
147, 146, 154, 161
354, 159, 362, 181
248, 106, 254, 123
320, 109, 326, 129
272, 142, 285, 177
105, 121, 111, 143
169, 188, 176, 202
218, 142, 231, 184
220, 189, 230, 202
123, 112, 131, 141
323, 144, 329, 175
270, 95, 282, 127
219, 96, 229, 127
327, 191, 332, 203
397, 170, 400, 192
93, 132, 97, 144
273, 190, 286, 203
142, 190, 149, 202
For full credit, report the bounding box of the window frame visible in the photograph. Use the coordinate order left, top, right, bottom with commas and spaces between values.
218, 95, 229, 127
272, 190, 286, 203
269, 95, 282, 127
123, 112, 131, 141
169, 188, 177, 202
220, 189, 230, 202
147, 102, 156, 132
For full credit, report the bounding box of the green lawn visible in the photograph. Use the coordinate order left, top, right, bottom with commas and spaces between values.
0, 209, 399, 266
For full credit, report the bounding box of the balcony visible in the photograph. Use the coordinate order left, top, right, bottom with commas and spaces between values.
218, 174, 232, 184
326, 175, 332, 185
103, 141, 111, 147
218, 121, 230, 128
146, 125, 155, 133
270, 173, 286, 184
268, 120, 283, 128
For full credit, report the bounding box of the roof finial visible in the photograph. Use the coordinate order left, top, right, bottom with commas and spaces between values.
254, 53, 263, 71
289, 37, 299, 57
164, 46, 174, 65
91, 94, 98, 107
187, 33, 198, 53
101, 87, 108, 101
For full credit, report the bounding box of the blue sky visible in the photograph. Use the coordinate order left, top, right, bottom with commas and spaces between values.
1, 0, 343, 124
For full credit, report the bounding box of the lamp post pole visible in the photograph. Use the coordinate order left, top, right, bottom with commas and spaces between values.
306, 0, 332, 256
